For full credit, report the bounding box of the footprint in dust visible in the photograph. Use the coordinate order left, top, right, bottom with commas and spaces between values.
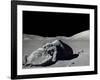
68, 62, 75, 67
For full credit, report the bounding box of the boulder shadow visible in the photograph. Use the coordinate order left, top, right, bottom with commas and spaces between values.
56, 40, 79, 61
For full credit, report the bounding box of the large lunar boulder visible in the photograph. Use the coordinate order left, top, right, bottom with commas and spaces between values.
24, 40, 78, 67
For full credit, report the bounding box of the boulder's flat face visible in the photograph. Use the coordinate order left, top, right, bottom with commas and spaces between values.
26, 48, 52, 65
23, 30, 89, 68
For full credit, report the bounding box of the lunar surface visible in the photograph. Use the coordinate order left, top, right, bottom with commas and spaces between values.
23, 30, 90, 68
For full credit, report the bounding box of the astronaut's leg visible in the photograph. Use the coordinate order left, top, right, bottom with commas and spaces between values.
52, 47, 57, 62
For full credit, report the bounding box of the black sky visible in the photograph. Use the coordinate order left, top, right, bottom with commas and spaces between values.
23, 11, 89, 37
